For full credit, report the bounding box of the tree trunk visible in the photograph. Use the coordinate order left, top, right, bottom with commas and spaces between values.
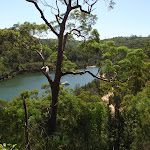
48, 86, 59, 134
48, 32, 64, 135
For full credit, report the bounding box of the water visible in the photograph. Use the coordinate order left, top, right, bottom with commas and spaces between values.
0, 67, 98, 101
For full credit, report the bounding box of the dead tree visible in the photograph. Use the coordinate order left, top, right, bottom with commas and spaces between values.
22, 95, 30, 150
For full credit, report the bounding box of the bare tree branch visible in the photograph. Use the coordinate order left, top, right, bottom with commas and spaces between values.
26, 0, 59, 37
40, 0, 58, 11
71, 0, 98, 14
84, 0, 98, 12
71, 5, 89, 14
61, 70, 114, 82
62, 5, 72, 26
34, 41, 53, 86
36, 43, 45, 66
64, 0, 68, 5
70, 29, 85, 38
56, 0, 60, 15
55, 15, 61, 25
41, 66, 54, 86
63, 28, 85, 50
68, 28, 82, 34
40, 0, 62, 25
22, 96, 30, 150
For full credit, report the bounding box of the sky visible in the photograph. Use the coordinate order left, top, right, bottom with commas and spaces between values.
0, 0, 150, 39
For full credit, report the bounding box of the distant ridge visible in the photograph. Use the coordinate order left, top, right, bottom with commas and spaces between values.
40, 36, 150, 50
101, 36, 150, 49
40, 38, 80, 48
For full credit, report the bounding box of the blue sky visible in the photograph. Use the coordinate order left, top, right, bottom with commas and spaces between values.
1, 0, 150, 39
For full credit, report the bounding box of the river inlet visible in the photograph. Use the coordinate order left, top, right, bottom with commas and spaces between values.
0, 67, 98, 101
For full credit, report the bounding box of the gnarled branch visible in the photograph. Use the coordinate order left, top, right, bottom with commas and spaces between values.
64, 0, 68, 6
71, 0, 98, 14
26, 0, 59, 37
63, 28, 85, 50
61, 70, 114, 82
41, 66, 54, 86
36, 43, 45, 66
35, 42, 53, 86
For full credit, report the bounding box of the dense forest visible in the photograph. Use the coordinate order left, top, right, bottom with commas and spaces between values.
1, 23, 150, 81
102, 35, 150, 55
1, 80, 150, 150
0, 21, 150, 149
0, 22, 77, 81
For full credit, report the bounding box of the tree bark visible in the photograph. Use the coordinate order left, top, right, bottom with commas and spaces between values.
48, 28, 64, 135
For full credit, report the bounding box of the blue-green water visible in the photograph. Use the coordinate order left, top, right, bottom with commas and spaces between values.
0, 67, 98, 101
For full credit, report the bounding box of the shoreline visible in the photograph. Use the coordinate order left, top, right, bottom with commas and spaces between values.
0, 65, 98, 82
86, 65, 97, 69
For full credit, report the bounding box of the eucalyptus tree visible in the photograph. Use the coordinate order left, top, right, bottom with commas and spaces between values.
0, 23, 51, 78
26, 0, 115, 134
97, 42, 149, 149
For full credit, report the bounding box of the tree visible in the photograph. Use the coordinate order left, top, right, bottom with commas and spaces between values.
26, 0, 115, 134
0, 23, 51, 78
95, 41, 149, 149
20, 91, 31, 150
89, 29, 100, 43
121, 85, 150, 150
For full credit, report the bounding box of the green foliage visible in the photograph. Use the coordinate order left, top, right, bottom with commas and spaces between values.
0, 89, 50, 149
69, 10, 97, 36
1, 80, 150, 150
68, 31, 102, 68
10, 22, 49, 37
49, 51, 76, 71
0, 85, 110, 149
89, 29, 100, 43
102, 36, 150, 50
57, 87, 109, 150
0, 143, 18, 150
0, 23, 54, 78
0, 22, 80, 78
98, 40, 149, 95
121, 85, 150, 150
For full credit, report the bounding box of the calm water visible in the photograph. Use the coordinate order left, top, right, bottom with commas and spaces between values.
0, 67, 98, 101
